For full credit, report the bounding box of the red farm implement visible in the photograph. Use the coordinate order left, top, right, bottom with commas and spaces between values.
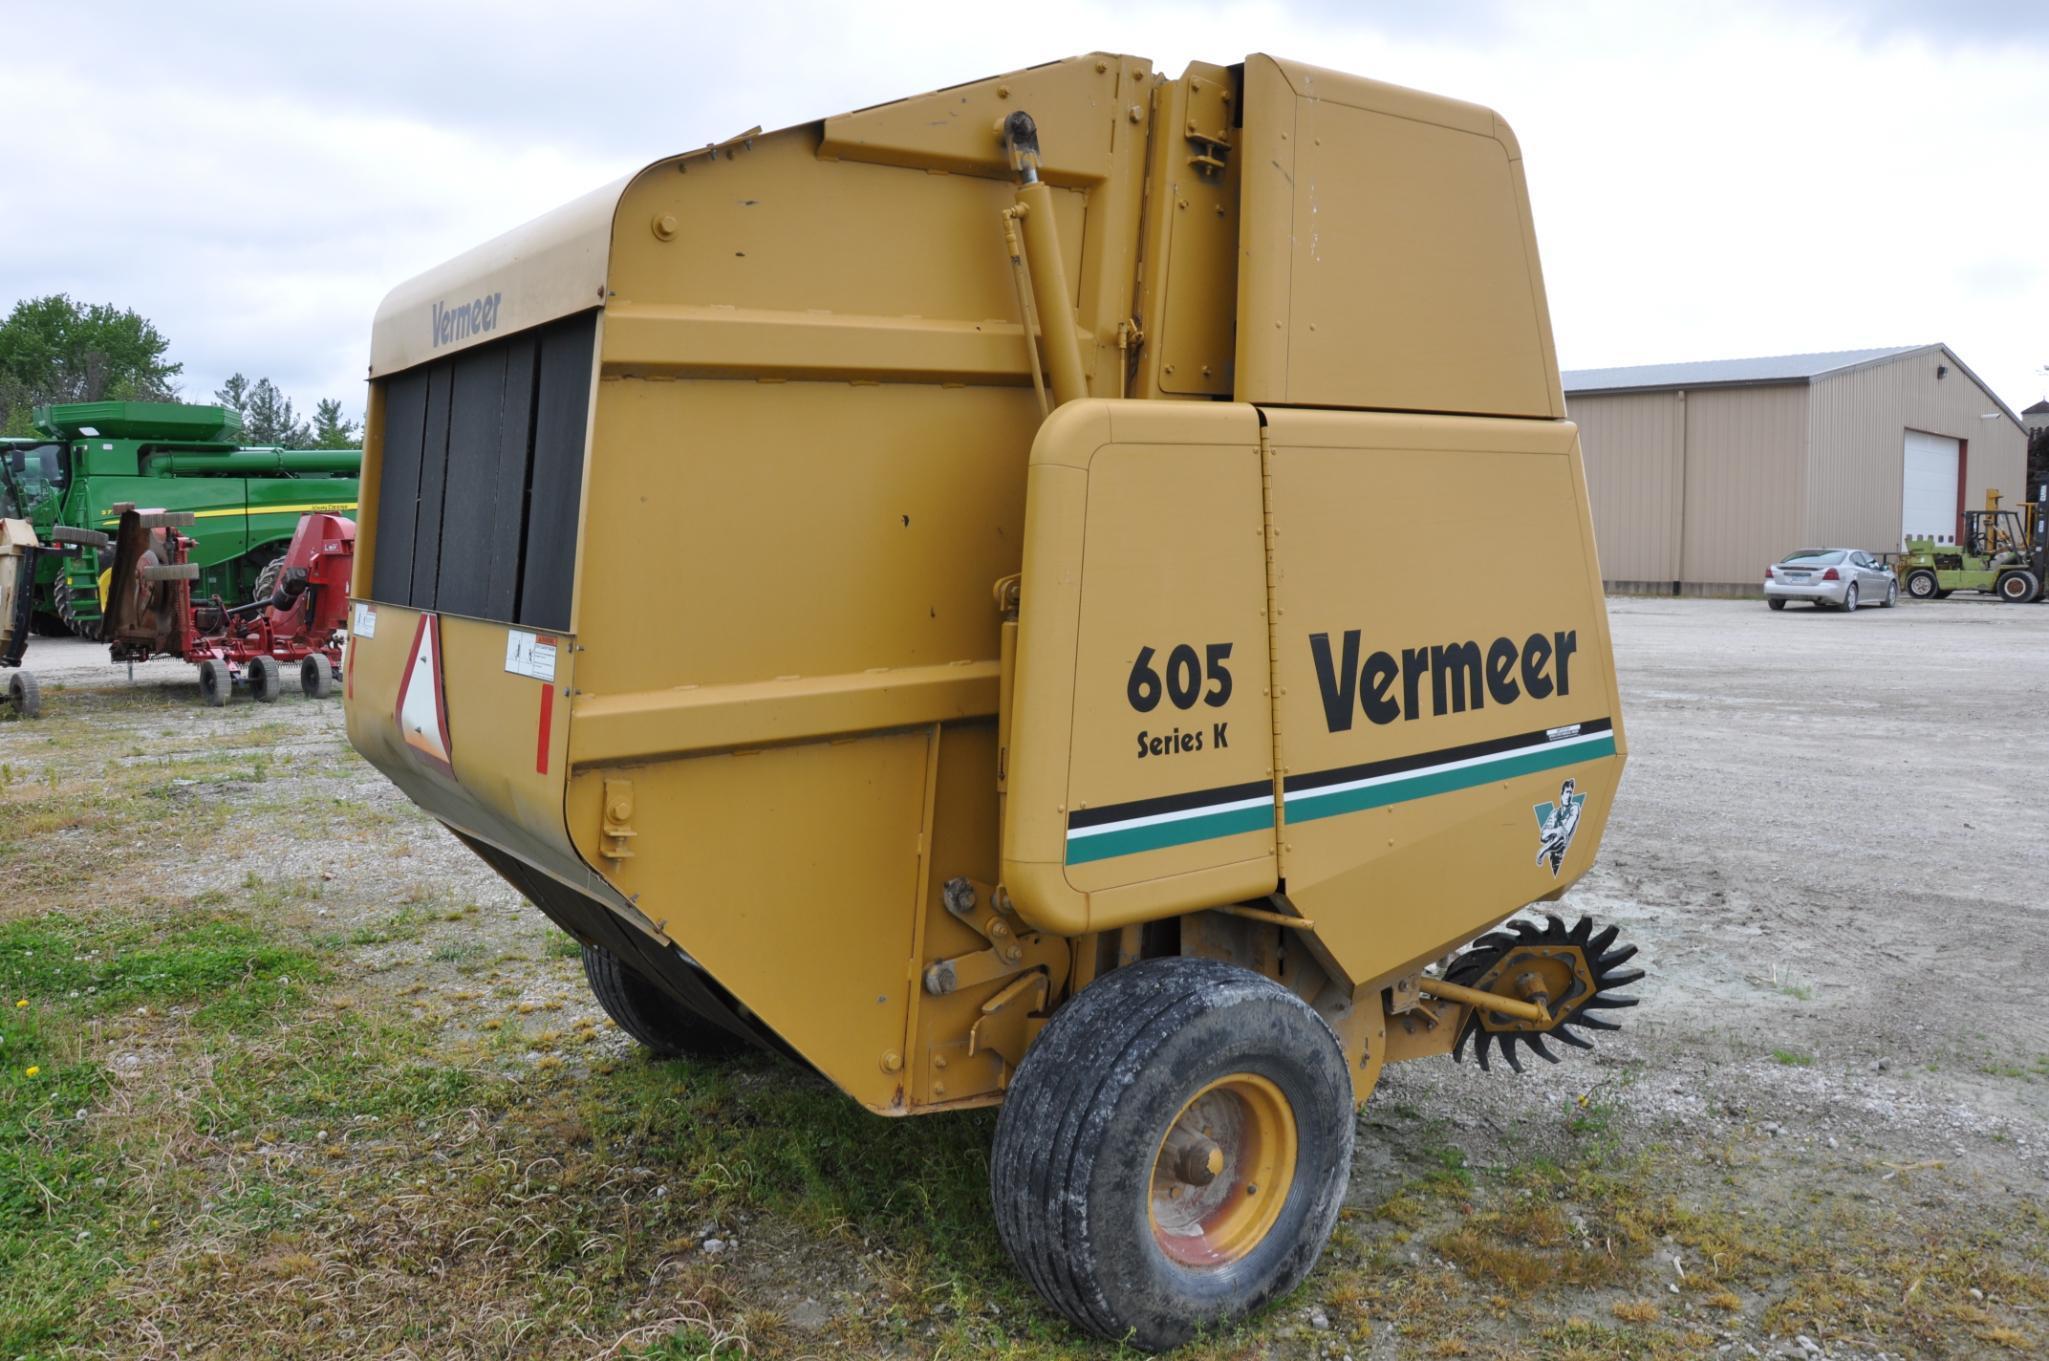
102, 506, 354, 705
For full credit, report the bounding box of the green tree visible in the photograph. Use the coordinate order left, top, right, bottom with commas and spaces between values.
214, 373, 309, 447
212, 373, 251, 423
245, 378, 309, 448
0, 294, 181, 431
310, 398, 360, 449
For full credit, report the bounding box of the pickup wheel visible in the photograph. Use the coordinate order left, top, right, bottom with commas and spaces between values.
1841, 583, 1859, 613
301, 655, 334, 698
247, 656, 282, 703
198, 658, 231, 707
581, 943, 746, 1058
989, 957, 1353, 1351
7, 670, 41, 718
1905, 570, 1938, 600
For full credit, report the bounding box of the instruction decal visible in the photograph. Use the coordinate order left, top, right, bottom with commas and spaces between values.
352, 602, 377, 638
504, 630, 558, 683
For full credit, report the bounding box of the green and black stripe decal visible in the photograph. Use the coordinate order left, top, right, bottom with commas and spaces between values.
1063, 719, 1616, 864
1282, 719, 1615, 824
1064, 779, 1276, 866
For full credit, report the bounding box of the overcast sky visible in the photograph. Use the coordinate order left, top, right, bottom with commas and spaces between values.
5, 0, 2045, 421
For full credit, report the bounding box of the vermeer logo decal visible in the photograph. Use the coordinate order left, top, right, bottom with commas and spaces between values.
1533, 778, 1585, 876
1309, 628, 1578, 730
431, 291, 503, 348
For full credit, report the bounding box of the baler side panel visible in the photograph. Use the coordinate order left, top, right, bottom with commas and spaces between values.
1002, 401, 1278, 937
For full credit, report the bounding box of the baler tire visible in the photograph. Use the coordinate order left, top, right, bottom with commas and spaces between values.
581, 944, 747, 1058
7, 671, 41, 718
988, 957, 1353, 1351
198, 658, 231, 707
248, 656, 282, 703
301, 655, 334, 698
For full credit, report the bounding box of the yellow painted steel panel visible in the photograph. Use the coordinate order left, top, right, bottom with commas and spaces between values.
567, 378, 1035, 718
819, 54, 1145, 187
567, 730, 931, 1112
370, 178, 622, 377
1003, 401, 1277, 936
341, 603, 644, 929
1235, 56, 1561, 418
1260, 410, 1624, 987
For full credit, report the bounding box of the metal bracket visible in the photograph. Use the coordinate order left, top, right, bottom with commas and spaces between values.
1388, 972, 1424, 1015
922, 875, 1067, 996
967, 968, 1050, 1073
599, 777, 638, 862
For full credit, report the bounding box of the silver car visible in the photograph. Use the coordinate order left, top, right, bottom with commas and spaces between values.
1764, 548, 1897, 612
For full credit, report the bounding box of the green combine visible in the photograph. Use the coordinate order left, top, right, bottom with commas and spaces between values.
0, 401, 360, 639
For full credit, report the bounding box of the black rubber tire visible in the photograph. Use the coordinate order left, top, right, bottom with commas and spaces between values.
581, 943, 746, 1057
31, 611, 70, 638
1841, 583, 1859, 613
301, 655, 334, 698
1883, 580, 1898, 608
989, 957, 1354, 1351
7, 670, 40, 719
1906, 569, 1938, 600
198, 658, 231, 707
1996, 570, 2039, 604
248, 655, 282, 703
1767, 598, 1786, 611
251, 556, 285, 607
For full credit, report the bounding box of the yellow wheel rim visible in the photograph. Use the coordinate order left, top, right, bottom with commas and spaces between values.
1147, 1073, 1298, 1267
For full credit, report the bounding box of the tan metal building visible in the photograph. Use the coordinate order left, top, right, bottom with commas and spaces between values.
1564, 344, 2027, 594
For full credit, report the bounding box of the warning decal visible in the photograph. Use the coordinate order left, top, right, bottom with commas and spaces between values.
394, 614, 453, 776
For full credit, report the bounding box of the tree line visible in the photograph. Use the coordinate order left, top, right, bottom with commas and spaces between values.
0, 294, 359, 448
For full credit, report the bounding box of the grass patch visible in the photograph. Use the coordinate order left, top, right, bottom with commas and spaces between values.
0, 912, 317, 1030
0, 906, 322, 1356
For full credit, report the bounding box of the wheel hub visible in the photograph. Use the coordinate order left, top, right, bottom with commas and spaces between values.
1148, 1073, 1297, 1267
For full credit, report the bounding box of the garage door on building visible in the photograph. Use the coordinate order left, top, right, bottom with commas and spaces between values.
1901, 430, 1960, 545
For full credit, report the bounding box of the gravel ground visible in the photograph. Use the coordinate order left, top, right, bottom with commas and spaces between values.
5, 594, 2047, 1359
1392, 592, 2049, 1138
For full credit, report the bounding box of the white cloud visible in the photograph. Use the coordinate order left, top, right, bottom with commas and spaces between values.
4, 0, 2045, 417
